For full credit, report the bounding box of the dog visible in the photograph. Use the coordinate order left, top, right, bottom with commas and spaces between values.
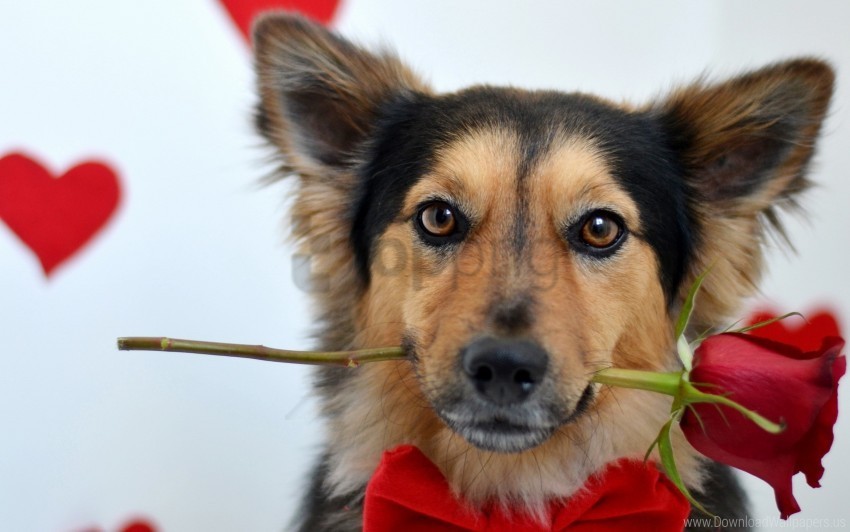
252, 13, 834, 531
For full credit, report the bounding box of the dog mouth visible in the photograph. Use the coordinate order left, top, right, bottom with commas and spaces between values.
437, 384, 596, 453
449, 418, 558, 453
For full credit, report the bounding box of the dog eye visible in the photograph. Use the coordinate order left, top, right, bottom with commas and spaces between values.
415, 201, 468, 245
568, 210, 626, 256
419, 202, 458, 236
581, 213, 621, 248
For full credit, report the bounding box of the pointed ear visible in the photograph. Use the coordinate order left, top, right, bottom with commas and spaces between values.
251, 15, 430, 338
656, 59, 834, 325
660, 58, 834, 207
252, 14, 430, 174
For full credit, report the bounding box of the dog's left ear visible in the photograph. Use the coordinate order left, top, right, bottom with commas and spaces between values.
654, 59, 834, 324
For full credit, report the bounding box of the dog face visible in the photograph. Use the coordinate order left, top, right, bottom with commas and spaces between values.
365, 101, 685, 454
254, 14, 833, 504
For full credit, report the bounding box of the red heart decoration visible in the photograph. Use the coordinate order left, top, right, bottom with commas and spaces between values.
745, 308, 842, 352
0, 152, 121, 276
217, 0, 341, 42
75, 516, 157, 532
119, 519, 156, 532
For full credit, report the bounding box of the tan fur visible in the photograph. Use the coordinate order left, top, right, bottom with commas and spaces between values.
657, 60, 835, 331
322, 129, 702, 514
252, 14, 834, 526
254, 15, 430, 165
254, 14, 432, 351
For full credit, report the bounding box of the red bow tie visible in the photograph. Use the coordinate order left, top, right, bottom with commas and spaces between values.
364, 445, 689, 531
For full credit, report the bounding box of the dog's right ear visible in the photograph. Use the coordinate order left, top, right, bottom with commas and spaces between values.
253, 14, 430, 175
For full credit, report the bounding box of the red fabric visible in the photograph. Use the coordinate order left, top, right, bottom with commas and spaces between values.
0, 152, 121, 276
363, 445, 690, 532
217, 0, 340, 42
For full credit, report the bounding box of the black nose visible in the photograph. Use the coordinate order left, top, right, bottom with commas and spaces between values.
461, 337, 549, 406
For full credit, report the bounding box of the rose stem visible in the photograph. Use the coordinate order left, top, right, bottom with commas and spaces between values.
117, 337, 406, 367
591, 368, 682, 396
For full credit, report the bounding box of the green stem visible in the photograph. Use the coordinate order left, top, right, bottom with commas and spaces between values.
117, 337, 407, 367
682, 381, 784, 433
116, 338, 782, 435
677, 335, 694, 372
591, 368, 683, 396
731, 312, 804, 334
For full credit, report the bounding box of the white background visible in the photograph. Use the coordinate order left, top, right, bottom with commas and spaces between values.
1, 1, 848, 530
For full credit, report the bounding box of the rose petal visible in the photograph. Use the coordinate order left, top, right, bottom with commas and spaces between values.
796, 339, 846, 487
746, 310, 841, 352
682, 332, 845, 519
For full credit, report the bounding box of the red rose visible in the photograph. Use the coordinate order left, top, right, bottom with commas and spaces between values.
681, 333, 845, 519
746, 309, 841, 351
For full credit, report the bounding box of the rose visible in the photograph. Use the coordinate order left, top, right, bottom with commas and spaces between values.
680, 333, 845, 519
591, 274, 846, 519
117, 281, 845, 519
746, 309, 841, 351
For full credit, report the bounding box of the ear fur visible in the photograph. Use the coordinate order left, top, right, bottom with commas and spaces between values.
253, 13, 430, 174
253, 14, 430, 349
253, 20, 835, 338
656, 59, 834, 327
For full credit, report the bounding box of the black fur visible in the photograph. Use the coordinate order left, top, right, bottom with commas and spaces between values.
299, 86, 750, 530
688, 463, 752, 532
298, 452, 363, 531
490, 293, 534, 334
254, 20, 832, 532
350, 87, 695, 304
